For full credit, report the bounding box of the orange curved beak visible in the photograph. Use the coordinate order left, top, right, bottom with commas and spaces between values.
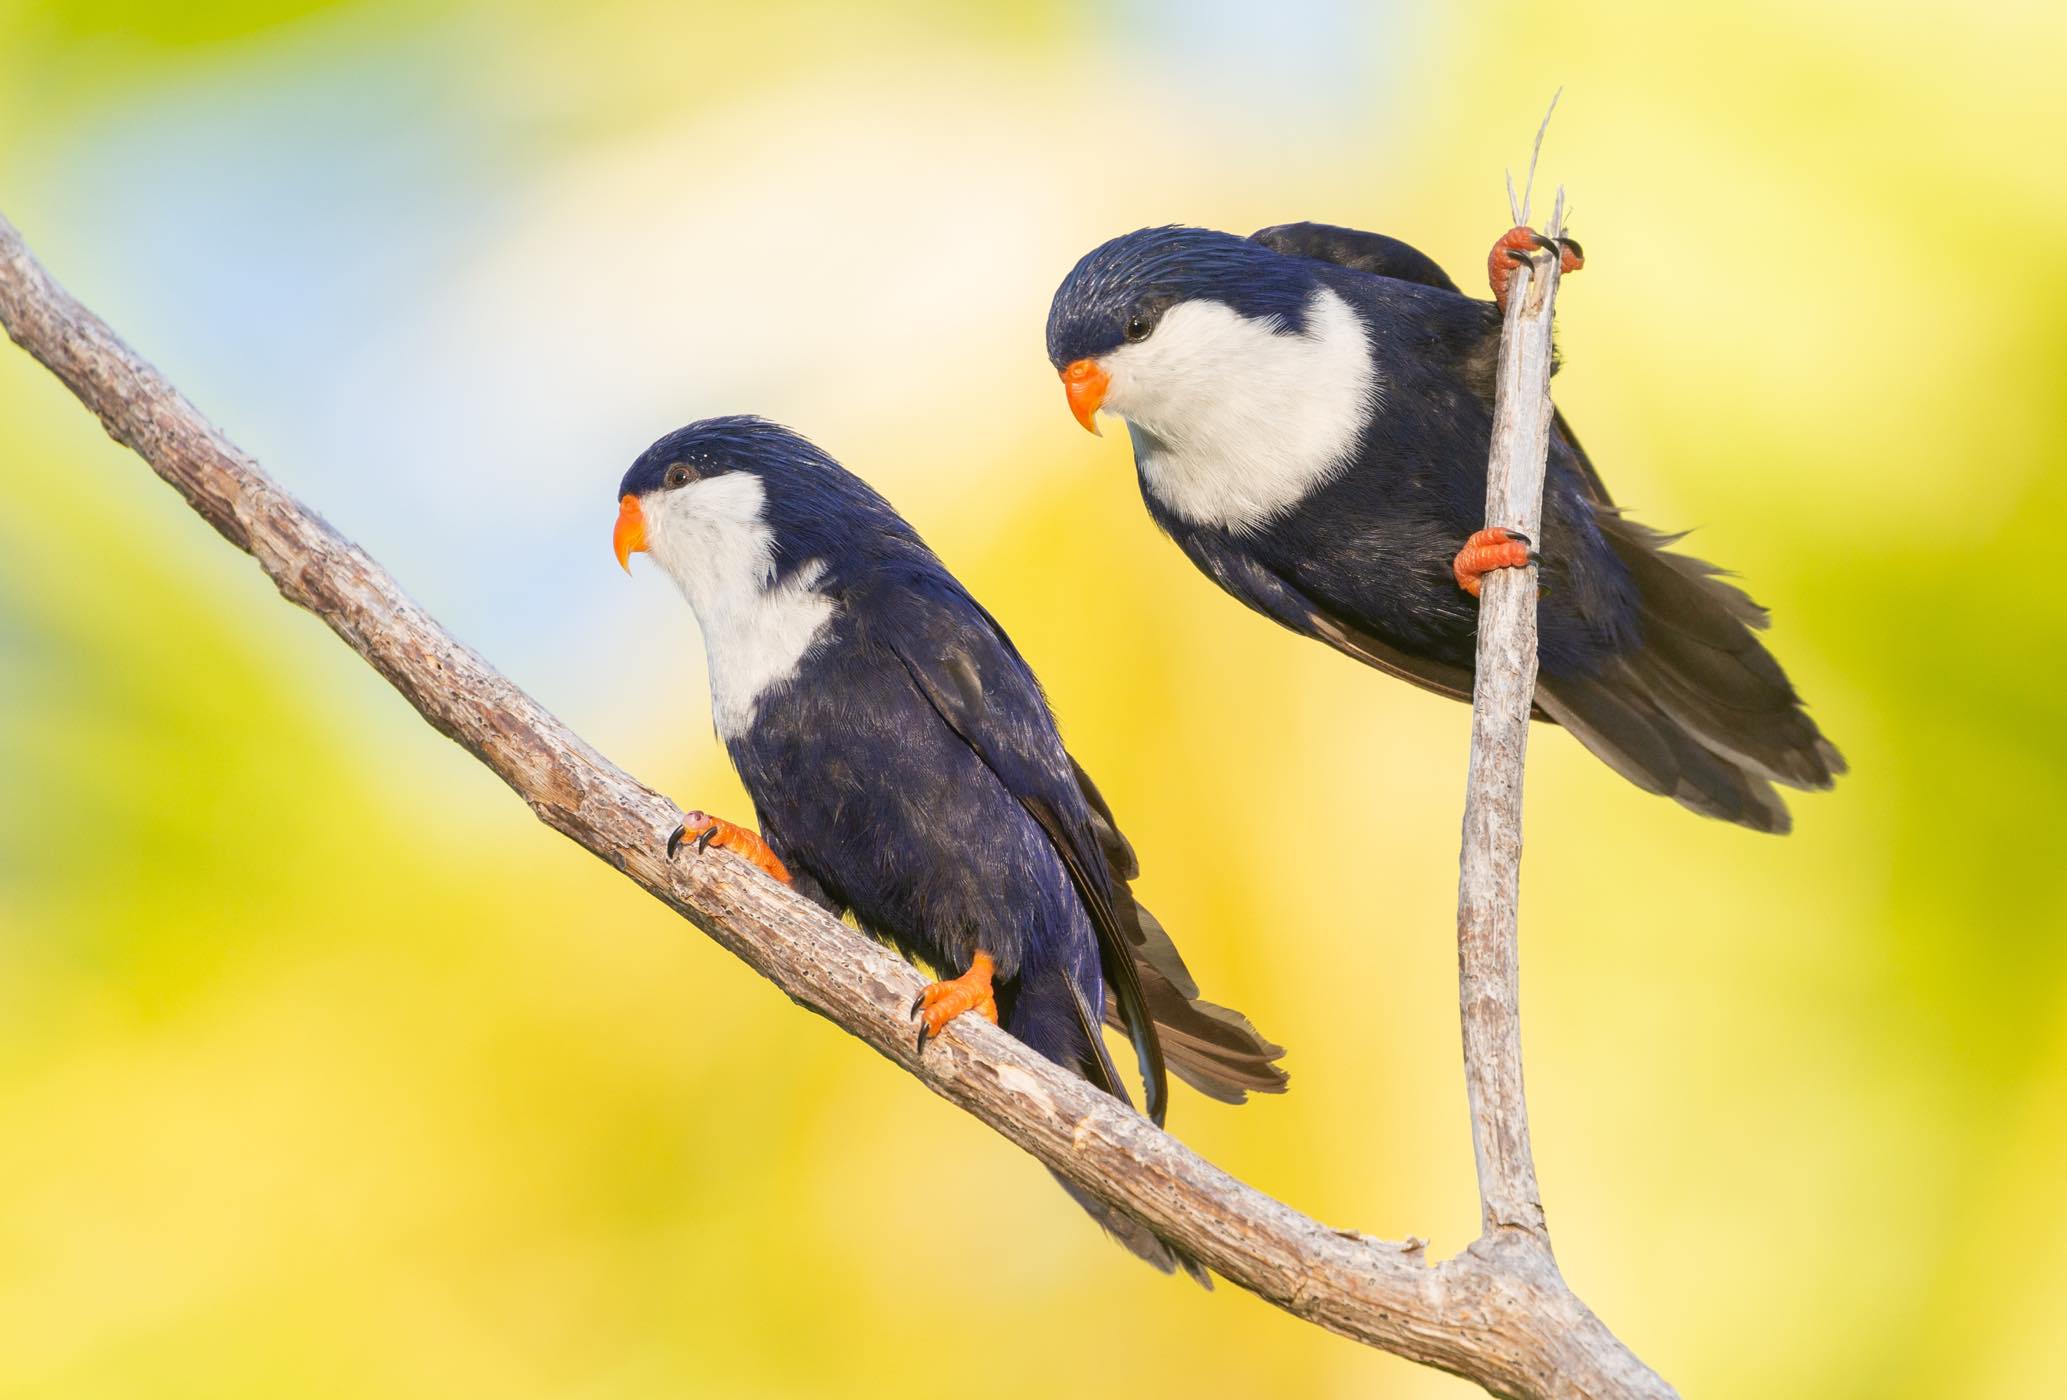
1060, 358, 1109, 435
613, 494, 648, 574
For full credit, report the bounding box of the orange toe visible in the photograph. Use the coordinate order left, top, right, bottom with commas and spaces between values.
913, 951, 998, 1050
669, 811, 792, 884
1487, 226, 1540, 311
1486, 225, 1583, 312
1453, 527, 1535, 598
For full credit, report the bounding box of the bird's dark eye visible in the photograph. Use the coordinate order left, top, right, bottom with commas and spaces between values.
1123, 297, 1171, 343
664, 464, 693, 489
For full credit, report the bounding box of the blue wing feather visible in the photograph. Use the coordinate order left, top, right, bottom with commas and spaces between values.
859, 562, 1172, 1124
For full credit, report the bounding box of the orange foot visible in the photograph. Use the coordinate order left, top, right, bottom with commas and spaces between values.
912, 951, 998, 1052
667, 810, 792, 883
1487, 225, 1584, 313
1453, 527, 1536, 599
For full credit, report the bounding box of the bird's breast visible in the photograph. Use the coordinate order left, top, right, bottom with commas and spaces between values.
1125, 286, 1379, 535
698, 561, 838, 741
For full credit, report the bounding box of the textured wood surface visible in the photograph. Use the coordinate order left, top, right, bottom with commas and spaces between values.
1459, 202, 1564, 1242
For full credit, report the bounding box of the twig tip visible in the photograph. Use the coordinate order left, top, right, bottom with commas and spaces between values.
1515, 88, 1564, 230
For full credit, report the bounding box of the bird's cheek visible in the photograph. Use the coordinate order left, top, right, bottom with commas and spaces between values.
613, 494, 649, 573
1060, 358, 1110, 435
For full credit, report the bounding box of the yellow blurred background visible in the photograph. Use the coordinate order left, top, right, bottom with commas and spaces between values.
4, 1, 2064, 1395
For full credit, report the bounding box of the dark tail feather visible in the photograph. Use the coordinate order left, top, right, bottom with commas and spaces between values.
1005, 971, 1211, 1286
1050, 1171, 1211, 1286
1027, 758, 1279, 1282
1539, 514, 1845, 833
1066, 759, 1288, 1103
1101, 898, 1287, 1103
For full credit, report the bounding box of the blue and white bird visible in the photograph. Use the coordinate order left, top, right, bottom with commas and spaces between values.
1046, 222, 1845, 832
612, 416, 1286, 1280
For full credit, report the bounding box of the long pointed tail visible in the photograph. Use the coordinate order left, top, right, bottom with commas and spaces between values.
1003, 968, 1213, 1285
1015, 759, 1287, 1283
1100, 899, 1288, 1104
1539, 513, 1845, 833
1062, 757, 1290, 1102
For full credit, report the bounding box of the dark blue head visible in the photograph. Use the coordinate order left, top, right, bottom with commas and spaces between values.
1045, 226, 1320, 371
617, 414, 869, 504
613, 415, 925, 594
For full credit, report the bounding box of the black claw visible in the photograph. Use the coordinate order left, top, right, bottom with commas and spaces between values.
1559, 236, 1584, 260
915, 1022, 931, 1055
1529, 232, 1560, 254
695, 825, 718, 855
910, 987, 927, 1017
666, 824, 686, 860
1504, 530, 1532, 548
1503, 245, 1532, 265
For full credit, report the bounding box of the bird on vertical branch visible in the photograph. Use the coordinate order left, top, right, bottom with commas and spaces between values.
1044, 221, 1844, 832
612, 416, 1287, 1281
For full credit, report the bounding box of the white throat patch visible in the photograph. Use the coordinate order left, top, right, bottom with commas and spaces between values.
640, 471, 836, 739
1100, 286, 1378, 534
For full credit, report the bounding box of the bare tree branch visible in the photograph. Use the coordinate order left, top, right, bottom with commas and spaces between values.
1, 209, 1673, 1399
1460, 190, 1567, 1241
1450, 193, 1673, 1395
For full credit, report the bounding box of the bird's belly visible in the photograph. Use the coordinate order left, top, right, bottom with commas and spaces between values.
731, 684, 1075, 979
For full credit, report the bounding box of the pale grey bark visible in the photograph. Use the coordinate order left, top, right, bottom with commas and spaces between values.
1, 209, 1673, 1399
1459, 198, 1565, 1241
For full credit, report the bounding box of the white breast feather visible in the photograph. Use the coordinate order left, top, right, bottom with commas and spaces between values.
1102, 286, 1378, 534
641, 471, 836, 740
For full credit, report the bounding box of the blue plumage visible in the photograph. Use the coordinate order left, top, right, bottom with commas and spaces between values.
619, 417, 1285, 1280
1046, 226, 1321, 366
1047, 224, 1845, 831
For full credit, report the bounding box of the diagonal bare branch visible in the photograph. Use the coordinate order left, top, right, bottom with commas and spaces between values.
0, 209, 1672, 1400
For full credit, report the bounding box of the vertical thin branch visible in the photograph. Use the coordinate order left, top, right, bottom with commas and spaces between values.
1458, 191, 1567, 1242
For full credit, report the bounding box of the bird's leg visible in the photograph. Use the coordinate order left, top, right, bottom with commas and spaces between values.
667, 810, 792, 884
1486, 226, 1584, 313
1452, 527, 1536, 599
911, 951, 998, 1052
